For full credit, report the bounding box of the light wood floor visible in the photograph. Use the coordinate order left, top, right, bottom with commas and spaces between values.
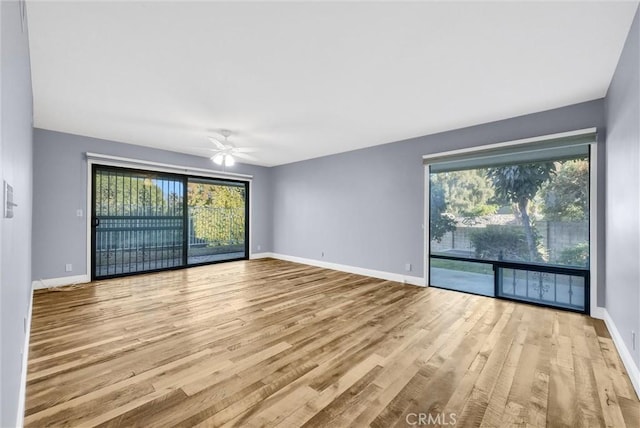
25, 259, 639, 427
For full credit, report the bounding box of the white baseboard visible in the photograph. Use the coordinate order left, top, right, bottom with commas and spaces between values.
32, 274, 91, 290
602, 308, 640, 399
267, 252, 426, 287
250, 252, 274, 260
16, 283, 34, 428
591, 306, 605, 320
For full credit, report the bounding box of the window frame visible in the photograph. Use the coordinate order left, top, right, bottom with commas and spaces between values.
423, 128, 598, 315
86, 153, 253, 280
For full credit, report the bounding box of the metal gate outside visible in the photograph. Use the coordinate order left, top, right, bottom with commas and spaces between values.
92, 166, 186, 279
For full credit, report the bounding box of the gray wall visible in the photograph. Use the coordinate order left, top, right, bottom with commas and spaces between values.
1, 1, 34, 426
605, 5, 640, 369
272, 99, 607, 303
32, 129, 272, 280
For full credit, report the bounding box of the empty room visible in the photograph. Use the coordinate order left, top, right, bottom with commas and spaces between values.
2, 0, 640, 427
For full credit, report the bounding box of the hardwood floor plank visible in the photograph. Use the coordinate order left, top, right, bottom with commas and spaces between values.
598, 335, 638, 400
24, 259, 639, 427
592, 362, 628, 428
24, 348, 213, 425
296, 365, 384, 427
274, 354, 385, 427
499, 308, 551, 427
526, 313, 552, 428
92, 388, 189, 428
573, 355, 606, 427
546, 317, 578, 427
619, 396, 640, 428
480, 325, 529, 427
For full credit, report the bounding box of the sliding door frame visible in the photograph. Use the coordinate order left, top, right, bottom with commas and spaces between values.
86, 154, 253, 280
422, 128, 599, 316
91, 164, 189, 279
185, 176, 250, 269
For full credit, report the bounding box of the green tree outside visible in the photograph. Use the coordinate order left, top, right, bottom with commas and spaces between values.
429, 179, 457, 242
435, 169, 497, 223
95, 173, 174, 216
188, 183, 246, 245
541, 159, 589, 221
487, 162, 556, 261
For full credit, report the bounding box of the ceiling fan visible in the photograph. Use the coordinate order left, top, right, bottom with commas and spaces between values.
205, 130, 257, 167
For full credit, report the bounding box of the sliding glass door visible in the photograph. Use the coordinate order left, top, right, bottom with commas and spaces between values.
428, 142, 590, 313
187, 178, 248, 265
92, 165, 248, 279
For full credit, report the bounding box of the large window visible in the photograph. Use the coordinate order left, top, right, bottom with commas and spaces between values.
428, 139, 591, 313
92, 165, 248, 279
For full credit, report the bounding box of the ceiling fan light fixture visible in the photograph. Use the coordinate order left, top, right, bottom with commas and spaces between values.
206, 131, 247, 167
212, 153, 224, 165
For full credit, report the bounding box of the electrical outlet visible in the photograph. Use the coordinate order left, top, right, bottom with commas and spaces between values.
405, 263, 412, 272
76, 209, 83, 217
65, 263, 72, 272
321, 251, 325, 257
257, 244, 261, 251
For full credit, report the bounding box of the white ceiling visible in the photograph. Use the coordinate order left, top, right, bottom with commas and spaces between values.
27, 1, 638, 167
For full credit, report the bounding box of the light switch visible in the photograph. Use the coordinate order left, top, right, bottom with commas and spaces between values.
4, 181, 17, 219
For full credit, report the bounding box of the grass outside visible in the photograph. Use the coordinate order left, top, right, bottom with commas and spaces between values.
430, 257, 493, 275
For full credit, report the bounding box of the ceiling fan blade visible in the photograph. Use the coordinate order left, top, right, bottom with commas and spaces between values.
188, 146, 218, 153
234, 152, 258, 162
208, 137, 226, 150
233, 147, 258, 154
